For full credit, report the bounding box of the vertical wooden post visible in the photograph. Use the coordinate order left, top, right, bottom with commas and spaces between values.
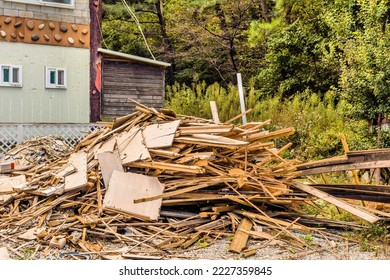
89, 0, 102, 123
376, 113, 382, 184
339, 133, 360, 185
237, 73, 247, 125
209, 101, 220, 124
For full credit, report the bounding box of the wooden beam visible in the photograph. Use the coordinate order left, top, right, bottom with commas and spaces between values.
229, 218, 253, 253
293, 182, 380, 223
299, 160, 390, 176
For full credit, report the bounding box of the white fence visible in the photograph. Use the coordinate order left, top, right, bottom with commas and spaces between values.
0, 123, 104, 157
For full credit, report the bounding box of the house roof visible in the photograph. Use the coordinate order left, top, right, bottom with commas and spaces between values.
98, 48, 171, 68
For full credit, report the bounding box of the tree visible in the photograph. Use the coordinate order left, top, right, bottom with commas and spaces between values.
328, 0, 390, 121
248, 0, 340, 98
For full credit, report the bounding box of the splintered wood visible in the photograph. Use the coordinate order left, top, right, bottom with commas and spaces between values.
0, 103, 368, 260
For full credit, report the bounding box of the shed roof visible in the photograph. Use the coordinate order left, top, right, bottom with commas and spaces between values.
98, 48, 171, 68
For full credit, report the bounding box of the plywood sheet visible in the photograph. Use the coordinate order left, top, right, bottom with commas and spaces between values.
103, 171, 164, 220
143, 120, 181, 148
95, 136, 117, 156
64, 151, 88, 192
117, 127, 150, 165
97, 151, 124, 187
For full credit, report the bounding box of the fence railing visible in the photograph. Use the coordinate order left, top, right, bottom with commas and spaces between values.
0, 123, 104, 157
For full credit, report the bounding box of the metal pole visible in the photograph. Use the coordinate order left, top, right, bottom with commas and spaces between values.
237, 73, 247, 124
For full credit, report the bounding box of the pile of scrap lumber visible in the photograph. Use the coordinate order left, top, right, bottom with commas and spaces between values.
0, 136, 72, 167
0, 103, 380, 260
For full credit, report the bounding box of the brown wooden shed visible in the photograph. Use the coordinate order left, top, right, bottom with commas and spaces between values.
98, 48, 171, 119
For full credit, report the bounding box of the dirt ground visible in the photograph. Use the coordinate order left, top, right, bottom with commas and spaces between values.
1, 228, 389, 260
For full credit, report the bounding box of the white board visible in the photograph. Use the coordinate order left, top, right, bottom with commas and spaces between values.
103, 170, 164, 220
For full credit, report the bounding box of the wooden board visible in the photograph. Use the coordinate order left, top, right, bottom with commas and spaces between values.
64, 151, 88, 192
142, 120, 181, 148
293, 182, 380, 223
175, 134, 248, 147
97, 151, 124, 187
0, 175, 26, 194
103, 171, 164, 220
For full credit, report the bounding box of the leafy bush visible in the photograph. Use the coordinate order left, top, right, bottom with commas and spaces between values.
165, 81, 376, 161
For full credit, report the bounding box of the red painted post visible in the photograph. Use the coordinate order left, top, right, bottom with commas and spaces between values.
89, 0, 102, 122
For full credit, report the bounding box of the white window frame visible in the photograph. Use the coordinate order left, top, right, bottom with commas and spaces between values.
4, 0, 75, 9
45, 67, 67, 89
0, 65, 23, 87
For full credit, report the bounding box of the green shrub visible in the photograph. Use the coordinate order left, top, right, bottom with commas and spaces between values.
165, 81, 376, 161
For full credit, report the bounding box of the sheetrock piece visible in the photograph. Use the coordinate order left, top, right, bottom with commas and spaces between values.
0, 247, 11, 260
142, 120, 181, 148
64, 151, 88, 192
95, 136, 117, 157
116, 127, 139, 149
0, 175, 26, 194
97, 151, 124, 187
103, 170, 164, 220
117, 128, 151, 165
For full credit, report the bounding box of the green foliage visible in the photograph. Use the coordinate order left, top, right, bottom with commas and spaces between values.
300, 234, 314, 247
357, 222, 388, 252
165, 81, 376, 161
324, 0, 390, 121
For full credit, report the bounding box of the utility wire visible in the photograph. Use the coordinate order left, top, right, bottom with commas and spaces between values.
120, 0, 156, 60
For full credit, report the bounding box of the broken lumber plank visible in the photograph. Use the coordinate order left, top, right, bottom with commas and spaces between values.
134, 177, 235, 203
142, 120, 181, 148
103, 171, 164, 221
229, 217, 253, 253
127, 161, 205, 174
175, 134, 248, 148
97, 151, 124, 187
245, 127, 295, 142
178, 125, 234, 135
293, 182, 380, 223
298, 160, 390, 176
0, 161, 16, 172
224, 109, 253, 124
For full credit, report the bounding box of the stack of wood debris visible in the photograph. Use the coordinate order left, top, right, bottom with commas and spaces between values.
0, 103, 380, 260
0, 136, 72, 167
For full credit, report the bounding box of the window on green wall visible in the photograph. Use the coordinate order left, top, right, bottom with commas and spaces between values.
45, 67, 67, 89
0, 65, 22, 87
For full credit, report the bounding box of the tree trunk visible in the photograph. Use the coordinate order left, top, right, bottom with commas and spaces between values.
259, 0, 271, 22
214, 3, 239, 77
155, 0, 175, 83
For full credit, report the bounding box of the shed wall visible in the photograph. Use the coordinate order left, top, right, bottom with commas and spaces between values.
102, 59, 165, 118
